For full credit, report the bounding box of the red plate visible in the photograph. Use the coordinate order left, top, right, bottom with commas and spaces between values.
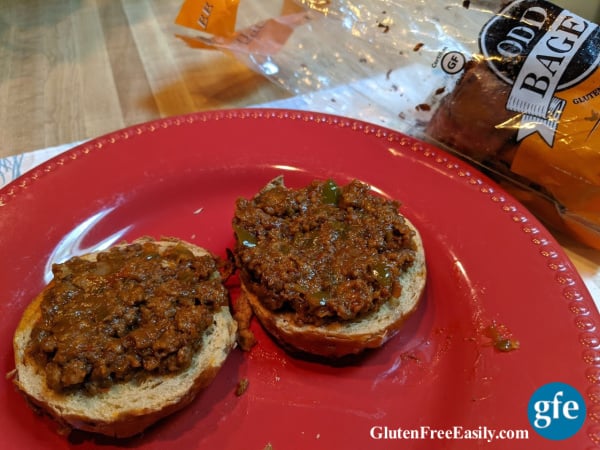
0, 109, 597, 449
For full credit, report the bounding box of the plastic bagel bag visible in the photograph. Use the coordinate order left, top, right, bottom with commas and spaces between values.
175, 0, 600, 249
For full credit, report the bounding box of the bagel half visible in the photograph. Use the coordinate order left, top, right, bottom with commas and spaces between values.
241, 219, 425, 358
234, 178, 427, 358
12, 237, 238, 438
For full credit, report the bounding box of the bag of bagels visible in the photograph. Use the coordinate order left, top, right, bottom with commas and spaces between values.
174, 0, 600, 249
425, 0, 600, 250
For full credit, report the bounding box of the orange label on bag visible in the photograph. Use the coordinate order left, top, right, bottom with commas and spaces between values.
479, 0, 600, 227
178, 12, 311, 53
175, 0, 240, 37
511, 71, 600, 223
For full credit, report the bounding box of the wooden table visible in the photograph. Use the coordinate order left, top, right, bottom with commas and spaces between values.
0, 0, 294, 157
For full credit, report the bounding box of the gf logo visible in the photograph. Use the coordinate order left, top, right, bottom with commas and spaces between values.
440, 51, 466, 75
528, 382, 586, 440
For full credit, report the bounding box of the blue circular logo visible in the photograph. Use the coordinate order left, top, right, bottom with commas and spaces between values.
528, 382, 586, 440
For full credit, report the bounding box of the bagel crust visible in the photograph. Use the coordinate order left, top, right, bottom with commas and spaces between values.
11, 237, 238, 438
233, 178, 427, 358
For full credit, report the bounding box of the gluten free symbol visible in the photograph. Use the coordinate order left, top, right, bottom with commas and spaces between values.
440, 51, 466, 75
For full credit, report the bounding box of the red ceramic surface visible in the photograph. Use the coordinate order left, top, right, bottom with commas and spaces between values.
0, 109, 597, 449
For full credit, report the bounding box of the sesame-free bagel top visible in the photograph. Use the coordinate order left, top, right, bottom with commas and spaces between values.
26, 239, 229, 395
233, 178, 418, 326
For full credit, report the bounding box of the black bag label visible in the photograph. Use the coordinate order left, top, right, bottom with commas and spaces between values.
479, 0, 600, 145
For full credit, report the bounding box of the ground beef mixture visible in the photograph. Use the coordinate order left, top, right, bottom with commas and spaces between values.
26, 240, 230, 395
233, 178, 417, 325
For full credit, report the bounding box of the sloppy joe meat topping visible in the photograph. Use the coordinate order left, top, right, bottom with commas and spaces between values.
26, 240, 229, 394
233, 179, 417, 325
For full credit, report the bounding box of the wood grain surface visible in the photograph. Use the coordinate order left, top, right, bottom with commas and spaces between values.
0, 0, 292, 156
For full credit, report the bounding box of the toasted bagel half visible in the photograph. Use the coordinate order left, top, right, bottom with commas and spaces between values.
12, 237, 237, 438
233, 178, 427, 358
